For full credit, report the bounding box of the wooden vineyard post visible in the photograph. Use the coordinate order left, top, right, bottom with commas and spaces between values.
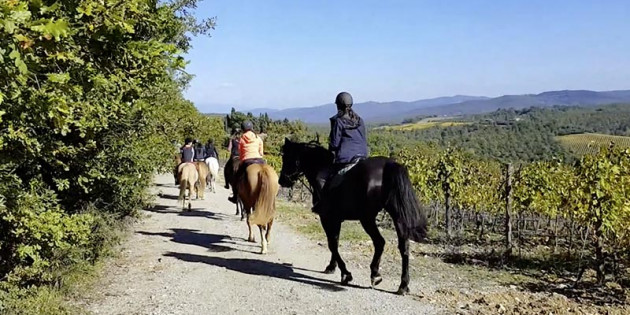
504, 163, 513, 256
445, 179, 452, 237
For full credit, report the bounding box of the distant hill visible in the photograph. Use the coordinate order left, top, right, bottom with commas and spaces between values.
248, 90, 630, 123
249, 95, 488, 123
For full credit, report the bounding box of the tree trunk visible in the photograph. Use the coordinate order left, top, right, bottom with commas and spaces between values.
594, 217, 605, 285
568, 217, 574, 258
445, 185, 452, 237
504, 164, 513, 256
553, 216, 559, 254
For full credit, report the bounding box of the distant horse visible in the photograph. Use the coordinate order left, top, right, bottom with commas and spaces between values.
178, 163, 198, 211
237, 163, 279, 254
225, 156, 244, 219
193, 161, 210, 200
205, 157, 220, 193
279, 138, 428, 295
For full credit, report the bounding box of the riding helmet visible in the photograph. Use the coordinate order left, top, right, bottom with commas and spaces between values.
241, 120, 254, 132
335, 92, 353, 111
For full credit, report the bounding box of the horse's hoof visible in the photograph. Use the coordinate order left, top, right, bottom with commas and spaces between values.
323, 265, 336, 274
341, 273, 353, 285
248, 238, 256, 243
371, 275, 383, 287
396, 286, 410, 296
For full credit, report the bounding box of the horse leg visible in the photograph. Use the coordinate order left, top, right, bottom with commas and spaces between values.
246, 209, 255, 242
258, 225, 268, 254
361, 218, 386, 287
394, 226, 411, 295
265, 219, 274, 247
322, 218, 352, 284
188, 181, 194, 211
179, 184, 186, 210
198, 176, 206, 200
322, 215, 337, 274
239, 200, 245, 221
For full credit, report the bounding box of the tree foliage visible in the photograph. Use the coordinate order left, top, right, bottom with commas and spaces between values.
0, 0, 219, 294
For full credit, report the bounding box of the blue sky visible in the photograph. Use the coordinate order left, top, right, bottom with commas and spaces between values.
185, 0, 630, 113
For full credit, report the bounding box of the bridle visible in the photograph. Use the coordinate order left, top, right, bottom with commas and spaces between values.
281, 144, 318, 195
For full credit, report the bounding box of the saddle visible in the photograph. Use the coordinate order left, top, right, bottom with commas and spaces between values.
235, 158, 266, 183
327, 156, 365, 190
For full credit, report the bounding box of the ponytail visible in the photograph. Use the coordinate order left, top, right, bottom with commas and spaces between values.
338, 106, 361, 125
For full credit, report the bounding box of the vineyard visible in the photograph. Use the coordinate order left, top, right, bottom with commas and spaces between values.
396, 144, 630, 293
379, 120, 468, 131
557, 133, 630, 155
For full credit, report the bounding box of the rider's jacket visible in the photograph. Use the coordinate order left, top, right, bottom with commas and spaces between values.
238, 131, 264, 162
180, 145, 194, 163
329, 113, 368, 164
205, 143, 218, 159
193, 146, 206, 161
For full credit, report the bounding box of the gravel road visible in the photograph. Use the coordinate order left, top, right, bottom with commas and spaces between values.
84, 174, 440, 315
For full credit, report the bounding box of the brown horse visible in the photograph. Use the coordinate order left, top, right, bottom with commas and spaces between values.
193, 161, 210, 200
237, 164, 279, 254
178, 163, 198, 211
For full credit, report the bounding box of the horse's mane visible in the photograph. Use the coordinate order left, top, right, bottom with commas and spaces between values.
302, 141, 333, 160
286, 139, 333, 167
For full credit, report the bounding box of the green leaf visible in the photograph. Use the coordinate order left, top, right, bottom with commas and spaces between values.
15, 58, 27, 74
47, 73, 70, 84
10, 9, 32, 23
30, 19, 70, 41
3, 20, 17, 34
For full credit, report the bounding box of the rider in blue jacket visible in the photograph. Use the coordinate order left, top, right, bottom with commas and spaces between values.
312, 92, 368, 214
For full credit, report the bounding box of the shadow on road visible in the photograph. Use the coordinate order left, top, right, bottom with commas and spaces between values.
165, 251, 351, 292
138, 229, 256, 253
145, 205, 233, 221
156, 193, 180, 200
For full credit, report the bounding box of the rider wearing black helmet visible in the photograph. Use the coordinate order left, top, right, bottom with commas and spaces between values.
193, 140, 206, 162
176, 137, 195, 184
312, 91, 368, 213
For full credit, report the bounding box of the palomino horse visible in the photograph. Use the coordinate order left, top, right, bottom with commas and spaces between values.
205, 157, 220, 193
237, 163, 279, 254
279, 139, 428, 295
193, 161, 210, 200
225, 156, 244, 219
178, 163, 198, 211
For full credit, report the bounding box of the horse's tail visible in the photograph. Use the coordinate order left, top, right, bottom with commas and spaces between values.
250, 165, 279, 226
178, 165, 190, 201
383, 162, 427, 242
207, 157, 219, 178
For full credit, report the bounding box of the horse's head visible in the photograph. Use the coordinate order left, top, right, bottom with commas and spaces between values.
279, 137, 332, 188
279, 138, 302, 188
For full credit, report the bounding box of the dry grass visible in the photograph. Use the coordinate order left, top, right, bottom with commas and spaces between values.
278, 200, 630, 314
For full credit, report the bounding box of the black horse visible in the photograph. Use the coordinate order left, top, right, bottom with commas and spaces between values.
278, 138, 427, 295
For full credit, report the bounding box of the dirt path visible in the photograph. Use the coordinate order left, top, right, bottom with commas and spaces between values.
82, 174, 440, 315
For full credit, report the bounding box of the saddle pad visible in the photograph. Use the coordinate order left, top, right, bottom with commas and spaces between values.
329, 161, 360, 189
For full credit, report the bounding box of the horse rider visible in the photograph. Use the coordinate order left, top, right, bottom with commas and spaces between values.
193, 139, 206, 162
224, 127, 241, 189
312, 91, 368, 214
176, 138, 195, 184
205, 139, 220, 164
227, 121, 264, 204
